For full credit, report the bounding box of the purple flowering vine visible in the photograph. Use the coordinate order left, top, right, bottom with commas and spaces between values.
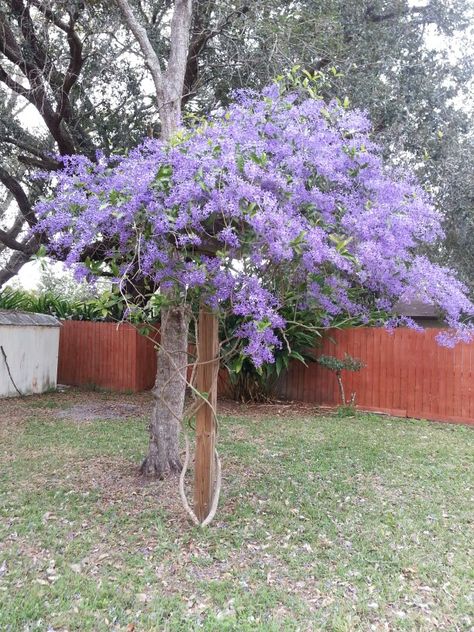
34, 84, 474, 365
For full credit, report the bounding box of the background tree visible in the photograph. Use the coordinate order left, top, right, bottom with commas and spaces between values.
185, 0, 474, 289
317, 353, 366, 406
0, 0, 158, 283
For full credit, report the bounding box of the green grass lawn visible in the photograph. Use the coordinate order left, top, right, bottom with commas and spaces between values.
0, 392, 473, 631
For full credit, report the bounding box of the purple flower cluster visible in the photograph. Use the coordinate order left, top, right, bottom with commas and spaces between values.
34, 85, 474, 365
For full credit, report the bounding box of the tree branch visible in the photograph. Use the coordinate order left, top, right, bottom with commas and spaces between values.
114, 0, 166, 112
183, 4, 249, 104
29, 0, 71, 32
0, 134, 60, 168
115, 0, 192, 140
0, 212, 23, 256
0, 11, 27, 68
0, 226, 28, 251
365, 4, 430, 24
10, 0, 55, 77
56, 13, 84, 122
0, 64, 33, 103
0, 165, 35, 226
0, 244, 33, 287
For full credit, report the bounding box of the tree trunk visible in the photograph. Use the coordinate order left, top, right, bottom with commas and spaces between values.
141, 303, 190, 478
116, 0, 193, 479
336, 371, 345, 405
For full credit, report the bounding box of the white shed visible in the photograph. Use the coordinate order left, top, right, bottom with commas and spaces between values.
0, 310, 60, 398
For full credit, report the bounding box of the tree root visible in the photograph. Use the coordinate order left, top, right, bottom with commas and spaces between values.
140, 454, 182, 479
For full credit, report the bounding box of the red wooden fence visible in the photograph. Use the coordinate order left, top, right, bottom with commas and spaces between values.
57, 321, 158, 392
57, 322, 474, 424
277, 327, 474, 425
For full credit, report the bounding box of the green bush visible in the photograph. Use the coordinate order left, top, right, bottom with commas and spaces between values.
317, 352, 366, 406
0, 287, 128, 322
220, 308, 322, 402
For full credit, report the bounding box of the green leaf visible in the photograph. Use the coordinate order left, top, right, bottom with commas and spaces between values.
289, 350, 308, 365
275, 355, 284, 376
236, 154, 245, 173
35, 244, 48, 258
232, 355, 245, 375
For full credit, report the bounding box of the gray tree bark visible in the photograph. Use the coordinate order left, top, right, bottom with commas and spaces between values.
141, 304, 190, 477
115, 0, 193, 477
115, 0, 192, 141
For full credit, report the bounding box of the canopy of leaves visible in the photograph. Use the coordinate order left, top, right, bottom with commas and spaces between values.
35, 83, 474, 365
1, 1, 472, 289
317, 353, 365, 373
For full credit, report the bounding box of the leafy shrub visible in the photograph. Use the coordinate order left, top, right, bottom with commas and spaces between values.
221, 313, 320, 402
317, 353, 366, 406
0, 287, 128, 322
0, 287, 31, 311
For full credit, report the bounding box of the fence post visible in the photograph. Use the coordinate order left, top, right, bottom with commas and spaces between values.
193, 304, 219, 523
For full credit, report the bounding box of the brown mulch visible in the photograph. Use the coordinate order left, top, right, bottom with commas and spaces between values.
217, 397, 330, 420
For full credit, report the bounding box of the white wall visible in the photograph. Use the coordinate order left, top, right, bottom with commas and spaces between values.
0, 325, 60, 397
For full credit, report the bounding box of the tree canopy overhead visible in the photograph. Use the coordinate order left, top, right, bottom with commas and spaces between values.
0, 0, 473, 289
35, 82, 474, 365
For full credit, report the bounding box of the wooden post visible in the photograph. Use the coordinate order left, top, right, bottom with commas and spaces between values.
193, 304, 219, 523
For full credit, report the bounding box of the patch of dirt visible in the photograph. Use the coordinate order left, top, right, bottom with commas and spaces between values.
0, 389, 154, 427
0, 396, 33, 425
217, 397, 330, 420
56, 402, 146, 422
0, 388, 331, 427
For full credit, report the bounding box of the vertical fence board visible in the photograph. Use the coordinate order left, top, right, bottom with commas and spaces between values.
445, 339, 453, 419
437, 334, 446, 419
453, 340, 462, 421
426, 332, 431, 416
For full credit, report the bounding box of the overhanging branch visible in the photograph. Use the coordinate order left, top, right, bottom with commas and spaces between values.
0, 165, 35, 226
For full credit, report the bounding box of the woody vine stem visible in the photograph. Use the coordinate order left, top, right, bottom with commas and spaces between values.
139, 314, 222, 527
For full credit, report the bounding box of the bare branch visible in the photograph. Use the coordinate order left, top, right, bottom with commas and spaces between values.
114, 0, 166, 112
0, 165, 35, 226
115, 0, 192, 139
